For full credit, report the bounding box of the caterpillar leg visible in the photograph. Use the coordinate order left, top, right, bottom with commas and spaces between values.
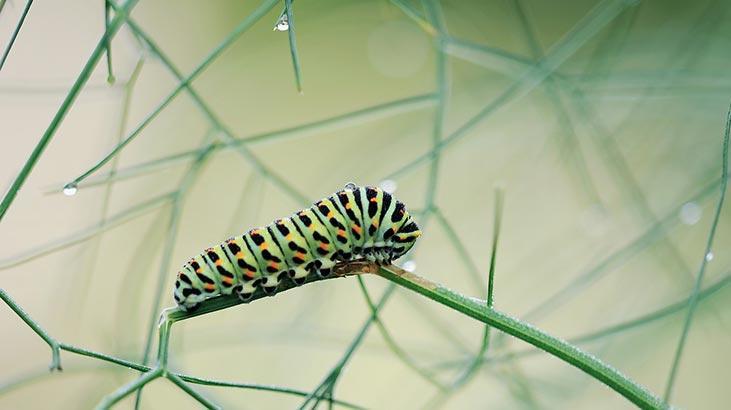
235, 285, 254, 302
289, 266, 309, 285
260, 274, 283, 295
315, 258, 336, 278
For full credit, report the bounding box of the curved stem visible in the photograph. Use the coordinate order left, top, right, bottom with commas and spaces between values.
376, 265, 666, 410
0, 289, 61, 370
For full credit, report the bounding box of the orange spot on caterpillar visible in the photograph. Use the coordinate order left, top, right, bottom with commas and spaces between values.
295, 251, 306, 259
204, 283, 216, 291
215, 260, 223, 266
370, 198, 378, 202
245, 270, 256, 279
222, 276, 234, 285
338, 229, 346, 236
286, 234, 293, 241
327, 211, 334, 218
236, 252, 243, 258
345, 202, 352, 209
319, 243, 329, 251
352, 225, 362, 234
268, 262, 279, 270
260, 242, 268, 250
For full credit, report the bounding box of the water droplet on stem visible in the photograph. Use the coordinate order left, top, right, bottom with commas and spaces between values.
63, 183, 78, 196
274, 15, 289, 31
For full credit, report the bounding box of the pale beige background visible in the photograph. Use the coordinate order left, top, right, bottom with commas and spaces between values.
1, 0, 730, 409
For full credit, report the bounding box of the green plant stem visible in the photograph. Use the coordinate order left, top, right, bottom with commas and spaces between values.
167, 373, 219, 410
429, 272, 731, 371
389, 0, 436, 35
0, 0, 32, 71
376, 266, 666, 409
0, 289, 61, 370
0, 193, 172, 270
356, 277, 446, 390
103, 0, 115, 83
0, 287, 363, 408
384, 0, 634, 182
52, 92, 434, 194
426, 189, 505, 408
431, 208, 484, 290
105, 3, 309, 207
0, 0, 138, 223
284, 0, 303, 93
95, 368, 162, 410
78, 0, 280, 188
297, 284, 396, 409
663, 102, 730, 401
134, 137, 217, 409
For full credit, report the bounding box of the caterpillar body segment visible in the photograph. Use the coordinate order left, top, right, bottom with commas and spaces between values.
268, 218, 315, 285
312, 197, 354, 262
173, 184, 421, 311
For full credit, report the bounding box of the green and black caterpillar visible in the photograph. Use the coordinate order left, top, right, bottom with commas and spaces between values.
173, 183, 421, 311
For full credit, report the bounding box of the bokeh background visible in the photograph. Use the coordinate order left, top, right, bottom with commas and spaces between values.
1, 0, 730, 408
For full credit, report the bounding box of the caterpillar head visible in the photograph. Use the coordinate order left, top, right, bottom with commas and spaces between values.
390, 217, 421, 260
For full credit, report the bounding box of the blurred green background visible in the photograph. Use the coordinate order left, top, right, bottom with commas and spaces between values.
1, 0, 729, 408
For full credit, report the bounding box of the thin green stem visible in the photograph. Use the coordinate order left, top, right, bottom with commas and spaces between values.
384, 0, 634, 182
0, 193, 172, 270
0, 0, 138, 223
134, 138, 216, 409
0, 289, 61, 371
297, 284, 396, 409
166, 373, 219, 410
53, 92, 434, 194
486, 189, 503, 308
376, 266, 666, 410
75, 57, 146, 312
75, 0, 280, 188
663, 101, 730, 401
0, 285, 364, 407
431, 208, 484, 290
356, 277, 446, 390
105, 4, 309, 206
429, 272, 731, 371
59, 342, 363, 408
60, 343, 148, 372
104, 0, 115, 83
94, 368, 162, 410
0, 0, 33, 71
389, 0, 436, 35
272, 0, 294, 30
284, 0, 303, 93
427, 189, 505, 407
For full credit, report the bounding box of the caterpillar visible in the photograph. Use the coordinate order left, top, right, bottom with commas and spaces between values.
173, 183, 421, 311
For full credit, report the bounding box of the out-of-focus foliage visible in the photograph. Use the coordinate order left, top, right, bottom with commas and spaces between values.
1, 0, 729, 408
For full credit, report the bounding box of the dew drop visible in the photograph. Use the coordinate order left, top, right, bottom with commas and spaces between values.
274, 15, 289, 31
402, 260, 416, 272
705, 252, 714, 262
63, 183, 78, 196
344, 182, 358, 191
379, 179, 398, 194
679, 202, 702, 225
